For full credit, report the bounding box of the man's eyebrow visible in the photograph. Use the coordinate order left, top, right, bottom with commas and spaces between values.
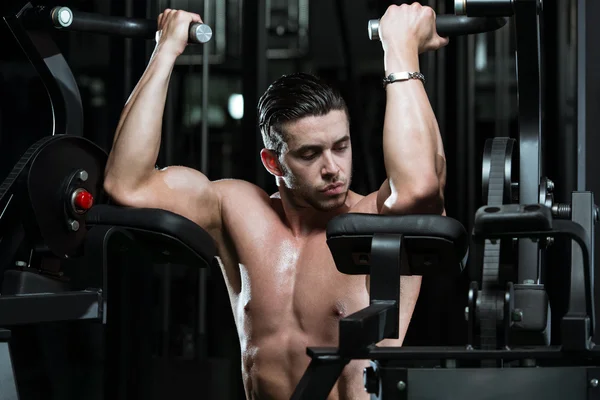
334, 135, 350, 145
294, 144, 322, 154
293, 136, 350, 154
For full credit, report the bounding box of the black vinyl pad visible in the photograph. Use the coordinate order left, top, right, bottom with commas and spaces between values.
326, 213, 469, 275
86, 205, 216, 264
328, 213, 468, 256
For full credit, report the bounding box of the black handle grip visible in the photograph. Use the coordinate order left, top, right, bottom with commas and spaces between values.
455, 0, 515, 17
50, 6, 212, 43
368, 15, 508, 40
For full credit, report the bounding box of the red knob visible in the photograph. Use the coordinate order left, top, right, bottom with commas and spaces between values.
74, 190, 94, 211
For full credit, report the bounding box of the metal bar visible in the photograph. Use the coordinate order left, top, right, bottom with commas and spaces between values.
0, 291, 102, 325
570, 192, 595, 333
577, 0, 586, 191
241, 0, 267, 188
377, 365, 587, 400
369, 233, 403, 333
467, 34, 476, 230
334, 0, 376, 192
289, 357, 349, 400
514, 0, 543, 284
201, 0, 210, 175
308, 344, 583, 361
337, 233, 404, 355
339, 302, 397, 354
436, 0, 446, 148
196, 0, 211, 361
160, 50, 177, 356
555, 0, 577, 200
455, 36, 466, 225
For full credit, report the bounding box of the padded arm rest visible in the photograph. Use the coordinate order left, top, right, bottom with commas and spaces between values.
85, 204, 217, 265
326, 213, 468, 275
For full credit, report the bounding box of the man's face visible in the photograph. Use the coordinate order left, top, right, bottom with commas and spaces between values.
278, 109, 353, 211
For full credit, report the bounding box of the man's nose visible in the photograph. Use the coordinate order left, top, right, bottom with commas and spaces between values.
321, 151, 340, 176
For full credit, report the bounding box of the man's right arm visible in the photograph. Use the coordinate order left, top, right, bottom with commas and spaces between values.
103, 9, 222, 236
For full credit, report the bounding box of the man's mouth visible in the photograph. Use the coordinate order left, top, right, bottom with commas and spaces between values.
321, 182, 344, 195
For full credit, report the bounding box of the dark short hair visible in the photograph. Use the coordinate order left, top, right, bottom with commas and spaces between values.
257, 72, 348, 154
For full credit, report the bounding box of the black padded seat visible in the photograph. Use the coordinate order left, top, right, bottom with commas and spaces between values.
85, 204, 216, 265
326, 213, 468, 276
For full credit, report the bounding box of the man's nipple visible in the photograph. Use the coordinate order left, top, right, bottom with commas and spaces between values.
332, 301, 347, 318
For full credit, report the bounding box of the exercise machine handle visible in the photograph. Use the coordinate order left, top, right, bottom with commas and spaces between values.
49, 6, 212, 44
368, 15, 508, 41
455, 0, 515, 17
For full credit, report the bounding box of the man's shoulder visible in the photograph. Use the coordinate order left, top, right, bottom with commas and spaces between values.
213, 180, 284, 231
212, 179, 273, 206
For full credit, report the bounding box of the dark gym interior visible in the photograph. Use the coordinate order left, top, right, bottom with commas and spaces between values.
1, 0, 600, 399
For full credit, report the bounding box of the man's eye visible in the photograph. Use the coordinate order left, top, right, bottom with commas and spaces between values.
334, 145, 348, 152
301, 153, 317, 160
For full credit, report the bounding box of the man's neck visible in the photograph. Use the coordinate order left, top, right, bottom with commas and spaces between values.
273, 189, 351, 237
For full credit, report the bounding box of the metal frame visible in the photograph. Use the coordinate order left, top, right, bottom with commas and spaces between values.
291, 202, 597, 398
290, 233, 404, 399
512, 0, 544, 286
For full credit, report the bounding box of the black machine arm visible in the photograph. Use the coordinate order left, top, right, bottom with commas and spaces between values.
368, 14, 508, 41
21, 5, 212, 43
455, 0, 517, 17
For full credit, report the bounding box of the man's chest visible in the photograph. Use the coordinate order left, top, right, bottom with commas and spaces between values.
237, 235, 369, 326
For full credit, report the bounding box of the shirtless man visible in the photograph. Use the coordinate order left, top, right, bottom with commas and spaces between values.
103, 3, 449, 399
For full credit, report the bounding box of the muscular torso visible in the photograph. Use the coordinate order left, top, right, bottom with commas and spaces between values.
212, 182, 376, 400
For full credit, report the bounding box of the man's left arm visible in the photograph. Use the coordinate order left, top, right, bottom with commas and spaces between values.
372, 3, 449, 346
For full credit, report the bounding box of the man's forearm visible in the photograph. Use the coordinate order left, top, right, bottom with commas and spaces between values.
105, 48, 177, 191
381, 49, 445, 213
377, 49, 445, 346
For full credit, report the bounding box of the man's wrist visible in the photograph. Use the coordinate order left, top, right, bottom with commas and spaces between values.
153, 44, 180, 64
384, 47, 420, 75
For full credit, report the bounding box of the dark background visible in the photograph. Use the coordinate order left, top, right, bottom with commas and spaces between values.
1, 0, 599, 399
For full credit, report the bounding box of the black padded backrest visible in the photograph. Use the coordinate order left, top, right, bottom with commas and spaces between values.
86, 205, 217, 266
326, 213, 468, 276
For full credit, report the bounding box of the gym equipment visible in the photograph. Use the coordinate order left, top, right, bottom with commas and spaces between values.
0, 1, 212, 139
0, 137, 217, 400
0, 3, 216, 399
45, 6, 212, 43
18, 4, 212, 43
291, 0, 600, 399
367, 14, 508, 40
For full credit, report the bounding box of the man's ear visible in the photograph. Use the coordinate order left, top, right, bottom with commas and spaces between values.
260, 149, 284, 176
